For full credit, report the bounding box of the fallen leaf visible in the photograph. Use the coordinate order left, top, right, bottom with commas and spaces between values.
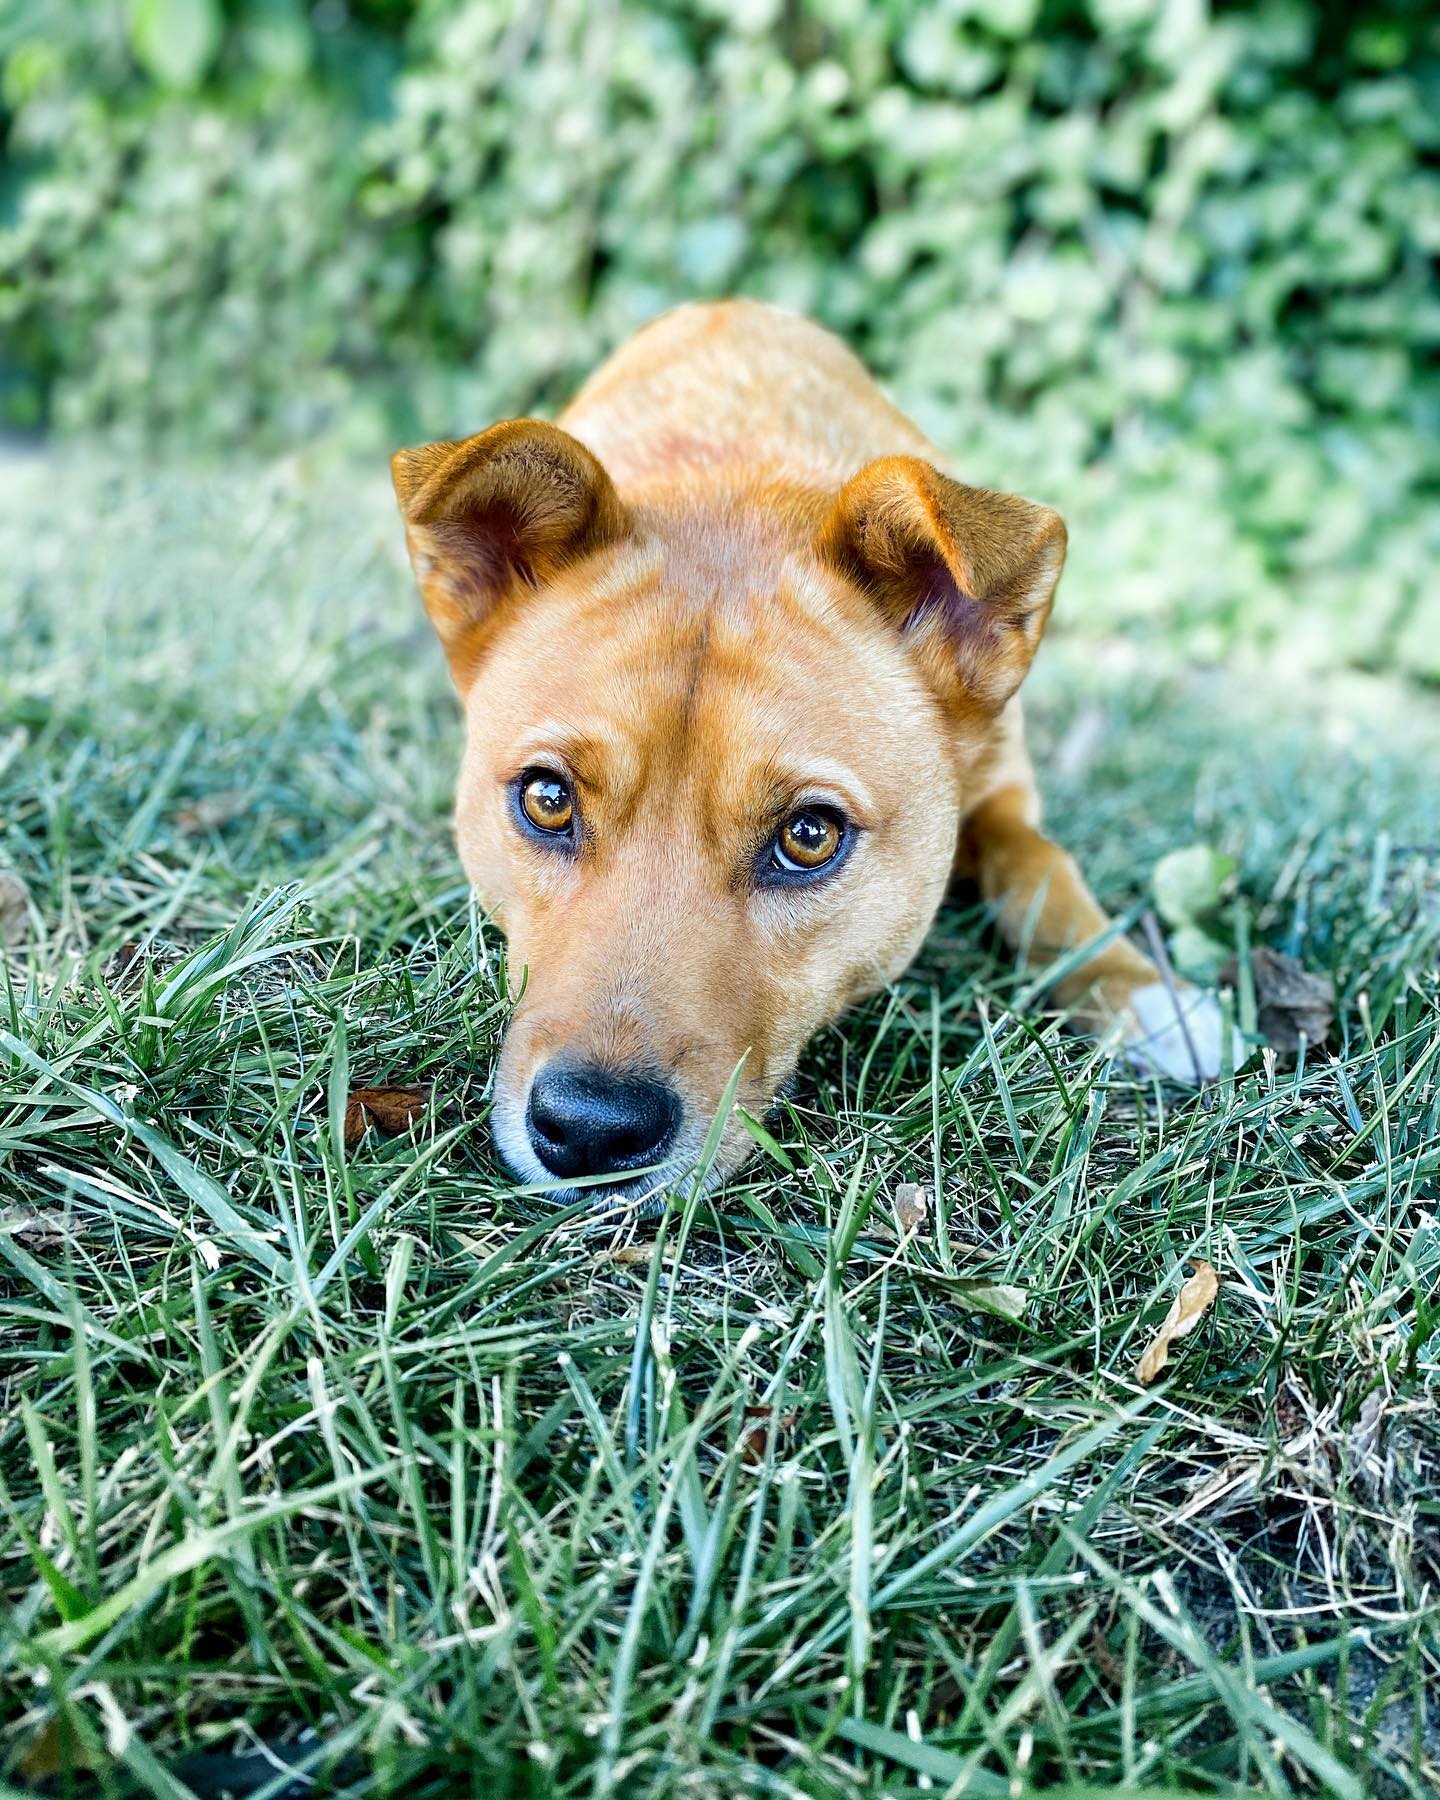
738, 1406, 799, 1464
1227, 946, 1334, 1052
0, 868, 31, 947
1088, 1617, 1125, 1693
944, 1279, 1028, 1322
175, 790, 250, 833
1136, 1260, 1219, 1385
1350, 1388, 1385, 1457
343, 1085, 429, 1149
907, 1267, 1029, 1322
893, 1182, 929, 1235
104, 940, 145, 984
18, 1715, 92, 1783
0, 1206, 74, 1245
1348, 1388, 1386, 1494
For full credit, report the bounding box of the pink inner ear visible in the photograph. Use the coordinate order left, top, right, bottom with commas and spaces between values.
430, 504, 535, 605
905, 549, 996, 651
819, 456, 1061, 713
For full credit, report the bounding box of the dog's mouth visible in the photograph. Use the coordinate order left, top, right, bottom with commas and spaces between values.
543, 1166, 703, 1218
492, 1134, 721, 1217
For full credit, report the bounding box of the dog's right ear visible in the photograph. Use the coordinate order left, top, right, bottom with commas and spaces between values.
391, 420, 629, 686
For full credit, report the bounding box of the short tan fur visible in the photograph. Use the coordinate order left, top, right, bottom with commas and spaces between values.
393, 301, 1239, 1199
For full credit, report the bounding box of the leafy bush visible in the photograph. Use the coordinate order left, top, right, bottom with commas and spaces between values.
2, 0, 1437, 672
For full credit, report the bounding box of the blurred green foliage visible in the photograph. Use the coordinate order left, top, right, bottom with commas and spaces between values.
1, 0, 1437, 674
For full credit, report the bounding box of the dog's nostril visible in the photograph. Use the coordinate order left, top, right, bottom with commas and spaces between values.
525, 1062, 682, 1182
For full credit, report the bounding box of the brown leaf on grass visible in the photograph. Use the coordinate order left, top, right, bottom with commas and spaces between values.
1226, 946, 1334, 1052
1136, 1260, 1219, 1385
343, 1085, 429, 1148
175, 790, 250, 833
1088, 1616, 1125, 1694
893, 1182, 929, 1235
1350, 1388, 1385, 1459
1349, 1388, 1386, 1495
738, 1406, 799, 1464
0, 868, 31, 948
0, 1205, 75, 1245
1273, 1377, 1312, 1447
916, 1271, 1030, 1322
19, 1715, 92, 1783
104, 940, 145, 985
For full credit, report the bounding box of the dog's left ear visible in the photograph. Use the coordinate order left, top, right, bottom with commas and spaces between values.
392, 420, 630, 687
817, 456, 1065, 712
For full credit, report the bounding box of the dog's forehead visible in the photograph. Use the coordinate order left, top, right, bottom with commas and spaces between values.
476, 548, 939, 818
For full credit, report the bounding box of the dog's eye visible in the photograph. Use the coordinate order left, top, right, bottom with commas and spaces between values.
517, 770, 575, 836
772, 807, 845, 874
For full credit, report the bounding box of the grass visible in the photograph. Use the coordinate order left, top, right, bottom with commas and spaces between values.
2, 449, 1439, 1798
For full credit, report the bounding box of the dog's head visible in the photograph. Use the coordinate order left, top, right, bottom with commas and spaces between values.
393, 421, 1064, 1202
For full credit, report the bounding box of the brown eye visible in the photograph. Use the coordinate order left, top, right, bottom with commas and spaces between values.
518, 770, 575, 836
774, 808, 844, 873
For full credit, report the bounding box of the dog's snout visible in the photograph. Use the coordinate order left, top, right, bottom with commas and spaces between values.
525, 1062, 682, 1181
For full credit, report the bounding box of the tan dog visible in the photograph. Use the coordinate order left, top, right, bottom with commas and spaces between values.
393, 301, 1241, 1202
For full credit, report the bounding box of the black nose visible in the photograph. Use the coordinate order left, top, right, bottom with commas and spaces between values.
525, 1062, 682, 1181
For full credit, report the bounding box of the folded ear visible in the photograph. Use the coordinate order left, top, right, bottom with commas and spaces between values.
817, 456, 1065, 712
391, 420, 629, 686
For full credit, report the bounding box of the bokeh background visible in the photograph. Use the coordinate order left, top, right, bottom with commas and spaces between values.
3, 0, 1438, 676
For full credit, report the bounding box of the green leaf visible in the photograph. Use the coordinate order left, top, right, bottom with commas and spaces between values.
1152, 844, 1235, 928
129, 0, 223, 91
241, 0, 313, 82
908, 1269, 1030, 1321
1168, 923, 1230, 984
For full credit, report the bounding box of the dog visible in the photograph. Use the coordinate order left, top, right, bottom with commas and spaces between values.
392, 301, 1242, 1203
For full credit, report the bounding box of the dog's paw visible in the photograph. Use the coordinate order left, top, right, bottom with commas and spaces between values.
1119, 981, 1246, 1084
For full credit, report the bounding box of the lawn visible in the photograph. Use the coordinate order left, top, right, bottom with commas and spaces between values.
2, 450, 1438, 1798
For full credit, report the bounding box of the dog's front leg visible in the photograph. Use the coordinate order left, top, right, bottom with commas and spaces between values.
962, 785, 1244, 1082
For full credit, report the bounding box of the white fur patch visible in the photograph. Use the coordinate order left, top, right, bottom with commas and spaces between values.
1120, 981, 1246, 1084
